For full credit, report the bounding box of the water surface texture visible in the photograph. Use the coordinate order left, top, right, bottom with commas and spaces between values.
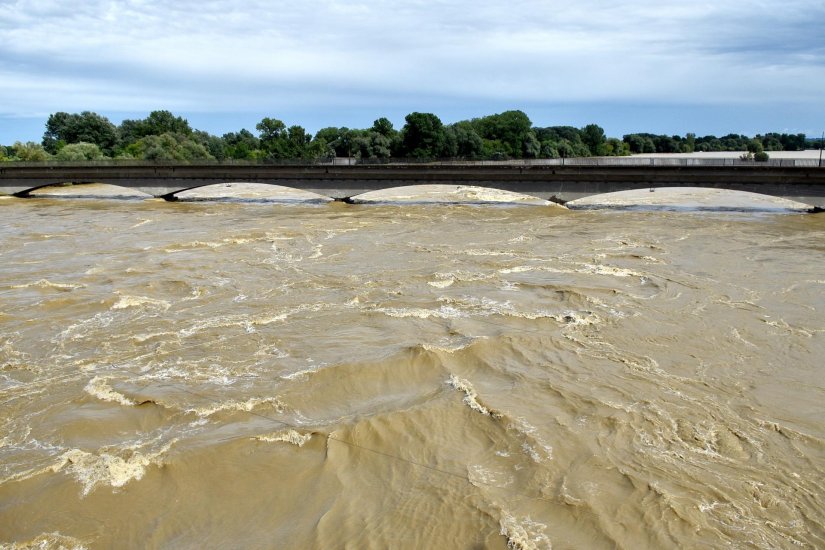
1, 199, 823, 549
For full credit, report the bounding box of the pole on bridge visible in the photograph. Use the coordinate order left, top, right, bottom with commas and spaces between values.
819, 132, 823, 167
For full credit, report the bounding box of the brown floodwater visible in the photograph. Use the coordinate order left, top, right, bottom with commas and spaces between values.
0, 196, 823, 549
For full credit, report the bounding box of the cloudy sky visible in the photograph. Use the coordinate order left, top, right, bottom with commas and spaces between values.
1, 0, 823, 143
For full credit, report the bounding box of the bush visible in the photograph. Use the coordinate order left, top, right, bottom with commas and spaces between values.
55, 142, 105, 161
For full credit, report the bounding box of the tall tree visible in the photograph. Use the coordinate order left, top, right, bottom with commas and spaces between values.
371, 117, 396, 138
43, 111, 118, 155
472, 110, 533, 158
400, 112, 446, 159
581, 124, 606, 156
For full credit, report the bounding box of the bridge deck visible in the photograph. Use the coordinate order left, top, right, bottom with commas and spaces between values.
1, 163, 824, 206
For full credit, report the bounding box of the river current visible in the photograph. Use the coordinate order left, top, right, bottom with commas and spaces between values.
1, 196, 823, 549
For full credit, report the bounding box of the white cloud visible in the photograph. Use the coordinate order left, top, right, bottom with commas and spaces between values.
0, 0, 823, 130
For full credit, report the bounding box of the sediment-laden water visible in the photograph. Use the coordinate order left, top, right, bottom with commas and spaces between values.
0, 197, 823, 549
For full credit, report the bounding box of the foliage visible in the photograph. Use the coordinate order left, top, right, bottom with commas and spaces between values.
581, 124, 606, 156
446, 121, 484, 159
124, 133, 213, 161
470, 110, 534, 159
9, 109, 821, 163
400, 112, 446, 159
119, 110, 192, 149
371, 117, 396, 138
55, 142, 105, 161
43, 111, 118, 155
12, 141, 51, 161
222, 129, 262, 160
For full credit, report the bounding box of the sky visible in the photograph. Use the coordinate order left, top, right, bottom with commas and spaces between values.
1, 0, 824, 144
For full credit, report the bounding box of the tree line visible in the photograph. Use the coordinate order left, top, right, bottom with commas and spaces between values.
0, 109, 820, 163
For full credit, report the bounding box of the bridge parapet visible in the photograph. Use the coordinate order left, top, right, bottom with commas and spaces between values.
1, 163, 824, 207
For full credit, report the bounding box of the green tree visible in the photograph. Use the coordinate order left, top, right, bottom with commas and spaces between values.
605, 138, 629, 156
447, 121, 484, 159
43, 111, 118, 155
256, 117, 286, 143
581, 124, 606, 156
285, 125, 311, 158
117, 111, 193, 151
685, 133, 696, 153
255, 117, 292, 159
193, 130, 227, 161
13, 141, 52, 161
471, 110, 533, 158
55, 142, 106, 161
222, 129, 262, 160
371, 117, 396, 138
400, 112, 446, 159
125, 133, 213, 161
523, 131, 540, 158
140, 110, 192, 136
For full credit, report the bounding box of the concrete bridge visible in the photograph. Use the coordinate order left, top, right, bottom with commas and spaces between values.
1, 163, 824, 207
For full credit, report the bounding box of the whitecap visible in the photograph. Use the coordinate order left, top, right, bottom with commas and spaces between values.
447, 375, 500, 418
499, 512, 552, 550
112, 295, 171, 311
187, 396, 284, 417
53, 440, 175, 496
12, 279, 83, 291
84, 376, 135, 406
254, 429, 313, 447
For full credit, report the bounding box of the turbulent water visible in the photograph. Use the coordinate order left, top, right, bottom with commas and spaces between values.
1, 196, 823, 549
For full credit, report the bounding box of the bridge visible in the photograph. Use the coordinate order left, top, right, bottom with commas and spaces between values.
1, 162, 824, 208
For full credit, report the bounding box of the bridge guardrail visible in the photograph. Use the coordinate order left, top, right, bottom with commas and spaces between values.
1, 157, 822, 169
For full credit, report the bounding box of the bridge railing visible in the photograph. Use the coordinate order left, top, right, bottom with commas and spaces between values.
1, 157, 822, 168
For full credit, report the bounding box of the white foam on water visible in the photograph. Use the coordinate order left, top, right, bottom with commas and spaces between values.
281, 365, 322, 380
422, 335, 483, 353
498, 266, 559, 275
254, 344, 289, 359
499, 512, 552, 550
468, 464, 513, 488
0, 424, 31, 449
550, 311, 600, 327
187, 396, 284, 417
84, 376, 135, 406
57, 312, 114, 342
111, 295, 171, 311
254, 429, 313, 447
11, 279, 83, 291
510, 418, 554, 463
53, 440, 175, 496
578, 263, 642, 278
439, 295, 599, 325
373, 305, 466, 319
447, 375, 500, 418
130, 218, 153, 229
499, 263, 643, 279
1, 532, 89, 550
463, 249, 517, 257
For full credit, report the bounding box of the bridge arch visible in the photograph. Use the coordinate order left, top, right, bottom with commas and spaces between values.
170, 182, 334, 202
566, 187, 817, 212
19, 182, 153, 199
347, 184, 555, 205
